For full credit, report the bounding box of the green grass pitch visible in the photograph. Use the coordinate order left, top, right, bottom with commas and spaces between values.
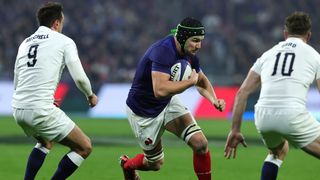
0, 116, 319, 179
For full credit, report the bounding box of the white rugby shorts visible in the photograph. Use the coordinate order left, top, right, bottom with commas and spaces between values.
13, 107, 75, 142
255, 106, 320, 148
126, 95, 191, 150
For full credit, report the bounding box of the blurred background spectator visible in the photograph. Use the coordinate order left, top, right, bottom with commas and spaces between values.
1, 0, 320, 92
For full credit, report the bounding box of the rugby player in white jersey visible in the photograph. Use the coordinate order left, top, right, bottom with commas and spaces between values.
224, 12, 320, 179
12, 2, 98, 179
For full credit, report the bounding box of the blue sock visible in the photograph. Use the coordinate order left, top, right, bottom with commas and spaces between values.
51, 154, 79, 180
261, 162, 279, 180
24, 148, 47, 180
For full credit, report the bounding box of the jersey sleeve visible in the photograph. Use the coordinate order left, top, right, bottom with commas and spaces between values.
66, 60, 93, 97
152, 61, 171, 74
149, 46, 175, 66
316, 61, 320, 80
64, 39, 93, 97
13, 56, 18, 90
251, 57, 262, 75
190, 55, 201, 73
64, 39, 80, 64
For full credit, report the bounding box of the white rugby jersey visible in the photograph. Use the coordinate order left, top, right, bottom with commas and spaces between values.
12, 26, 92, 109
252, 37, 320, 108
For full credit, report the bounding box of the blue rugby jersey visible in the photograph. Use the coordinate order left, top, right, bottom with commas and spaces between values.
126, 35, 201, 117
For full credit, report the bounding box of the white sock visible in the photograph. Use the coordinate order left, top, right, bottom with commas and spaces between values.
265, 154, 283, 167
35, 143, 50, 154
67, 151, 84, 167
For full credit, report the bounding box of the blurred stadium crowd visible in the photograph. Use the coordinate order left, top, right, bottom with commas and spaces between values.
1, 0, 320, 92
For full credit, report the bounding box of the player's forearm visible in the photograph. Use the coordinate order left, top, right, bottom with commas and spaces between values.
154, 80, 194, 98
67, 60, 93, 97
196, 86, 215, 103
196, 73, 217, 104
13, 72, 18, 90
75, 77, 93, 97
231, 91, 248, 131
13, 62, 18, 90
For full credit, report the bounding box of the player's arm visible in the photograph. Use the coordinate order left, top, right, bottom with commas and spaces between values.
13, 46, 23, 90
13, 60, 18, 90
195, 71, 225, 111
231, 70, 260, 132
316, 78, 320, 92
224, 70, 260, 159
152, 69, 198, 98
66, 60, 98, 107
64, 40, 97, 107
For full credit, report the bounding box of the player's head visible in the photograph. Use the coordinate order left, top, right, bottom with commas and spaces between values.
37, 2, 64, 33
284, 11, 311, 42
175, 17, 205, 55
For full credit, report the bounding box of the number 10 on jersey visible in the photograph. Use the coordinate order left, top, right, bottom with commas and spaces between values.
271, 52, 295, 76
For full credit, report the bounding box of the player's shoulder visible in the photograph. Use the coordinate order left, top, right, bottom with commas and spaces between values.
148, 36, 175, 57
33, 26, 76, 46
151, 36, 173, 49
303, 43, 320, 57
287, 37, 318, 53
52, 31, 75, 45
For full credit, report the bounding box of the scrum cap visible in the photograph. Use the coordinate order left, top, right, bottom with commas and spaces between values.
174, 17, 205, 52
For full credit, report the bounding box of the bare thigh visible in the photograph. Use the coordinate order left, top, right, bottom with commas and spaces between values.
165, 113, 194, 136
302, 136, 320, 159
165, 113, 208, 152
268, 140, 289, 160
59, 125, 92, 158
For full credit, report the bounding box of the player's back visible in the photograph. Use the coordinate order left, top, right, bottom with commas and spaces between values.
12, 26, 73, 109
254, 37, 320, 108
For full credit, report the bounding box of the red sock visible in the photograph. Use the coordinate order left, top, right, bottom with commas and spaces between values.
124, 154, 145, 170
193, 151, 211, 180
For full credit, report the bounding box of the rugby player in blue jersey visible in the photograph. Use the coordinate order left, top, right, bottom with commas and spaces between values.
120, 17, 225, 180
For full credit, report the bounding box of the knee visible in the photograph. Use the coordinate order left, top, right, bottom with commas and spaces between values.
271, 141, 289, 160
35, 142, 53, 153
83, 143, 93, 157
79, 139, 93, 158
189, 135, 208, 154
280, 141, 289, 157
147, 158, 164, 171
42, 142, 54, 150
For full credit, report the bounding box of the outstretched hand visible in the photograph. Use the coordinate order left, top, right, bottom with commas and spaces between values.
224, 131, 247, 159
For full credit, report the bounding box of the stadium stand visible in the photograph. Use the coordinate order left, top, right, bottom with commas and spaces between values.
1, 0, 320, 90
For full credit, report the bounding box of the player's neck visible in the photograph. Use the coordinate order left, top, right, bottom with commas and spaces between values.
174, 36, 184, 56
286, 35, 308, 43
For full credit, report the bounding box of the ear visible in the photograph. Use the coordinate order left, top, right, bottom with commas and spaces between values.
51, 19, 60, 31
306, 31, 312, 42
283, 30, 289, 40
174, 36, 183, 54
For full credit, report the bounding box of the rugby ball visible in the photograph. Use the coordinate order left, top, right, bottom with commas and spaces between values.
170, 59, 192, 81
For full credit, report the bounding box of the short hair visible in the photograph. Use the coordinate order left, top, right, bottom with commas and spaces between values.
285, 11, 311, 36
37, 2, 63, 27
